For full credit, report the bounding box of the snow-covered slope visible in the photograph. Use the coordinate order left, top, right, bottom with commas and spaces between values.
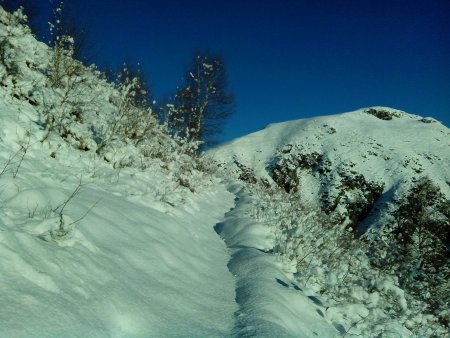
1, 176, 237, 337
0, 83, 239, 337
209, 107, 450, 336
1, 7, 239, 337
210, 107, 450, 231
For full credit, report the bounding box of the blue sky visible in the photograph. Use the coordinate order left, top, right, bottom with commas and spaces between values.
46, 1, 450, 141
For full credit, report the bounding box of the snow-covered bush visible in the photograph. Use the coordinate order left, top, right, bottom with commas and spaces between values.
242, 176, 448, 337
271, 145, 321, 193
367, 177, 450, 328
47, 35, 79, 88
0, 5, 214, 198
40, 35, 105, 147
0, 7, 29, 87
270, 144, 385, 231
0, 37, 19, 76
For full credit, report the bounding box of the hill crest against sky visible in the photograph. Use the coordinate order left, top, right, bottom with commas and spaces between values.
27, 0, 450, 141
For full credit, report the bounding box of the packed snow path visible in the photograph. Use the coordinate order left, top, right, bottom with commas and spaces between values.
217, 183, 339, 337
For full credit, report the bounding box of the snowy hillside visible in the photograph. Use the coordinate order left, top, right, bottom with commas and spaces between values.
210, 107, 450, 336
210, 107, 449, 197
0, 6, 236, 337
1, 5, 448, 337
0, 6, 341, 337
211, 106, 450, 233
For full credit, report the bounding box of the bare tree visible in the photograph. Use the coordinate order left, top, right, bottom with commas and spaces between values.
115, 61, 152, 108
165, 51, 233, 146
48, 0, 94, 64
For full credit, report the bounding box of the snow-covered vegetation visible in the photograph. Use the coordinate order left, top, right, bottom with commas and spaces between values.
0, 5, 448, 337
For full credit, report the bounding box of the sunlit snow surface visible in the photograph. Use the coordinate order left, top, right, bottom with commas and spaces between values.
217, 183, 339, 337
0, 104, 235, 337
0, 95, 337, 337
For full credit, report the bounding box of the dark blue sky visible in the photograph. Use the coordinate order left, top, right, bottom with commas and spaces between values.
52, 1, 450, 140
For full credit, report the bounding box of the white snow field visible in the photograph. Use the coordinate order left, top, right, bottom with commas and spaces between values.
0, 91, 339, 337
